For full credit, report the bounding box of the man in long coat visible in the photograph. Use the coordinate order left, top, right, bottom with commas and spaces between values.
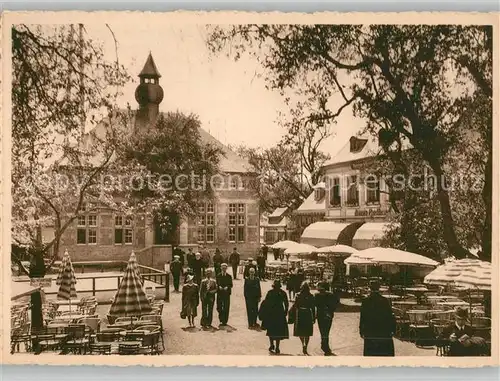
169, 255, 183, 292
244, 267, 262, 329
216, 263, 233, 326
314, 281, 340, 356
359, 280, 396, 356
200, 269, 218, 328
228, 247, 240, 280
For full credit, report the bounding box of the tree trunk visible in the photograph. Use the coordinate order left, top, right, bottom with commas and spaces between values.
480, 147, 492, 262
429, 161, 470, 259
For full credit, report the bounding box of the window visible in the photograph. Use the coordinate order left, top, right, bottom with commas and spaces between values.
230, 179, 238, 190
115, 215, 133, 245
88, 215, 97, 227
206, 202, 214, 213
229, 203, 246, 242
77, 229, 86, 244
88, 229, 97, 244
197, 201, 216, 243
206, 227, 215, 243
329, 178, 341, 207
229, 227, 236, 242
366, 176, 380, 204
77, 215, 86, 227
347, 175, 359, 206
77, 213, 98, 245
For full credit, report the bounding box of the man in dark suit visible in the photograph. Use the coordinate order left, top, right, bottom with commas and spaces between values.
229, 247, 240, 280
244, 267, 262, 329
314, 281, 340, 356
169, 255, 183, 292
216, 263, 233, 326
192, 252, 204, 287
443, 307, 476, 356
200, 269, 218, 328
359, 280, 396, 356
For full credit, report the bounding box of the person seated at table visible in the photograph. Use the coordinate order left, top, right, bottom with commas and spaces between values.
443, 307, 483, 356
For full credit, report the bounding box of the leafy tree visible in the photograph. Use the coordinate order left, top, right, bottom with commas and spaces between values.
234, 144, 306, 213
11, 24, 130, 276
116, 112, 224, 243
207, 24, 492, 261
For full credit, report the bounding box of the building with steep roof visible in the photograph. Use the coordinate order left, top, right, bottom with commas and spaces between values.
56, 54, 260, 267
295, 135, 401, 249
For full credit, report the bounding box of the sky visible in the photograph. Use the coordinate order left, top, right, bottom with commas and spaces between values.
87, 23, 366, 159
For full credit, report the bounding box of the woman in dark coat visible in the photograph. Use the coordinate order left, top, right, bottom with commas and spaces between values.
259, 279, 289, 354
290, 281, 316, 355
181, 275, 199, 328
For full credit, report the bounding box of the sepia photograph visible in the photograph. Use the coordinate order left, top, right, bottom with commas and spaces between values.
2, 11, 497, 366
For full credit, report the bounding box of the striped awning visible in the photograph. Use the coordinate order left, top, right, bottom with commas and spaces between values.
57, 252, 77, 300
109, 260, 152, 317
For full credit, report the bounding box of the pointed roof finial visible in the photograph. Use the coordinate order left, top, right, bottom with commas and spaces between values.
139, 52, 161, 78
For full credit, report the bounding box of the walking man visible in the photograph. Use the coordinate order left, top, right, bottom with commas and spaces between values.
229, 247, 240, 280
244, 267, 262, 329
359, 280, 397, 356
200, 269, 217, 328
314, 281, 340, 356
169, 255, 183, 292
216, 263, 233, 326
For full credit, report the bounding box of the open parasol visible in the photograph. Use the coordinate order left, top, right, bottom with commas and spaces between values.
109, 259, 152, 317
271, 240, 300, 250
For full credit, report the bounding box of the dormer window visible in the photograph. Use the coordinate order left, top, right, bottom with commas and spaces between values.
349, 136, 368, 153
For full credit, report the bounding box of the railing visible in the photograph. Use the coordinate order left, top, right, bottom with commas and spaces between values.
13, 261, 170, 303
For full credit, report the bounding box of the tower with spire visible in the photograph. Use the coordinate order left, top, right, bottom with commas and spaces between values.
134, 53, 164, 133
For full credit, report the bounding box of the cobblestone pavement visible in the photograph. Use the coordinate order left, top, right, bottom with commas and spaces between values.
153, 278, 434, 356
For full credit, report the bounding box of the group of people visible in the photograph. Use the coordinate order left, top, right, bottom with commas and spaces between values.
180, 263, 263, 330
170, 246, 488, 357
169, 246, 267, 293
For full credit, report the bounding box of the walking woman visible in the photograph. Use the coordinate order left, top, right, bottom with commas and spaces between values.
290, 281, 316, 355
259, 279, 289, 354
181, 275, 199, 328
286, 265, 297, 301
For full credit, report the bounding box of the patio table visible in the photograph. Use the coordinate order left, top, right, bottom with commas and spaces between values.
50, 299, 81, 306
437, 301, 468, 308
52, 314, 87, 322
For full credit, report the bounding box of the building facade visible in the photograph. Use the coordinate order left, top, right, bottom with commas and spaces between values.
299, 136, 396, 249
262, 207, 291, 244
55, 54, 260, 268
